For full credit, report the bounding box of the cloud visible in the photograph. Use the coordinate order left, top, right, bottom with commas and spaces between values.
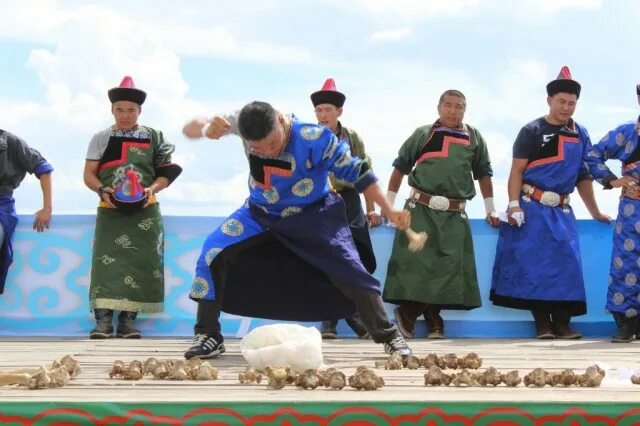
370, 28, 411, 42
351, 0, 480, 21
481, 131, 513, 175
0, 0, 628, 221
467, 58, 549, 126
0, 0, 253, 215
334, 0, 600, 23
0, 1, 313, 64
596, 105, 637, 117
526, 0, 602, 13
162, 171, 249, 216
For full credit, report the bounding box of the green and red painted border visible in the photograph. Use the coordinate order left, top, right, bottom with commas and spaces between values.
2, 402, 640, 425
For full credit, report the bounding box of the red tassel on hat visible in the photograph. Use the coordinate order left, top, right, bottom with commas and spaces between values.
557, 66, 572, 80
546, 66, 581, 98
310, 77, 346, 107
321, 78, 337, 91
119, 76, 136, 88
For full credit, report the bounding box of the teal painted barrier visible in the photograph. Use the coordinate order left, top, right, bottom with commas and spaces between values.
0, 215, 617, 337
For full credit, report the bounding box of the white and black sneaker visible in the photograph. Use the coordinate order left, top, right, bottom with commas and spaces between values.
384, 334, 412, 358
184, 334, 226, 360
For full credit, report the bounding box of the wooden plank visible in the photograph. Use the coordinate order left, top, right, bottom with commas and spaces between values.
0, 338, 639, 402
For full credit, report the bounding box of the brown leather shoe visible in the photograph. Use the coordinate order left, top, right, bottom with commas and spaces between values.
532, 310, 555, 339
424, 306, 444, 339
551, 310, 582, 339
320, 320, 338, 339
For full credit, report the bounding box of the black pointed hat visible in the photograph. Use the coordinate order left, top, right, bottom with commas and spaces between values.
546, 66, 581, 98
108, 76, 147, 105
310, 78, 346, 108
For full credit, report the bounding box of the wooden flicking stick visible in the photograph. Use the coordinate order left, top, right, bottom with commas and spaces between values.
0, 367, 52, 389
0, 373, 31, 387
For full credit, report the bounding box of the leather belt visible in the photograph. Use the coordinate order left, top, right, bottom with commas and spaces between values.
522, 183, 570, 208
408, 187, 466, 212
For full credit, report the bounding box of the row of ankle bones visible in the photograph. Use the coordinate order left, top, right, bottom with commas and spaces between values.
4, 354, 640, 389
106, 354, 607, 390
377, 352, 607, 387
109, 358, 218, 380
0, 356, 80, 389
106, 358, 377, 390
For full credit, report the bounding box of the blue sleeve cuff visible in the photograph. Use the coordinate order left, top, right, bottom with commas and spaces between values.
33, 161, 53, 178
601, 173, 618, 189
354, 171, 378, 193
577, 173, 593, 184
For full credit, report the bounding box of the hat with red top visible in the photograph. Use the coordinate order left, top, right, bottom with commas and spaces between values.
310, 78, 346, 108
108, 76, 147, 105
546, 66, 581, 98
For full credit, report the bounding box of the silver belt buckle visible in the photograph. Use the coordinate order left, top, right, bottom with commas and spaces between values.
428, 195, 450, 211
540, 191, 560, 207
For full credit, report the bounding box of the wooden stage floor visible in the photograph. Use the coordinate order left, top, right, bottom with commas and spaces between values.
1, 337, 640, 403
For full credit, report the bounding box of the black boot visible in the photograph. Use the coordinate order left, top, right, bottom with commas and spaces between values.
424, 305, 444, 339
90, 309, 114, 339
345, 313, 370, 339
394, 301, 427, 338
551, 310, 582, 339
532, 310, 554, 339
320, 320, 338, 339
612, 313, 636, 343
116, 311, 141, 339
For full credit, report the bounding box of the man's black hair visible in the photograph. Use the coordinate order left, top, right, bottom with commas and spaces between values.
238, 101, 277, 141
438, 90, 466, 106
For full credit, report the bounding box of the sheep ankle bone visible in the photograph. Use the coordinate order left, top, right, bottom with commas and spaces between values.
405, 227, 428, 252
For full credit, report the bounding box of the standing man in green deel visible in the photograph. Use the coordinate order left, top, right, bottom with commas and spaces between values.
83, 76, 182, 339
383, 89, 499, 339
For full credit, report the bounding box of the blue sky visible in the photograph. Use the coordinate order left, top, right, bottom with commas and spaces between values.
1, 0, 639, 218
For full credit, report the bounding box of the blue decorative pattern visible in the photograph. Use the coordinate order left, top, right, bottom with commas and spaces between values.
586, 121, 640, 316
0, 215, 623, 337
192, 119, 378, 303
492, 119, 593, 312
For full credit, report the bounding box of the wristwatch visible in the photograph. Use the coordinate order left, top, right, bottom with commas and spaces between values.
97, 185, 106, 200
